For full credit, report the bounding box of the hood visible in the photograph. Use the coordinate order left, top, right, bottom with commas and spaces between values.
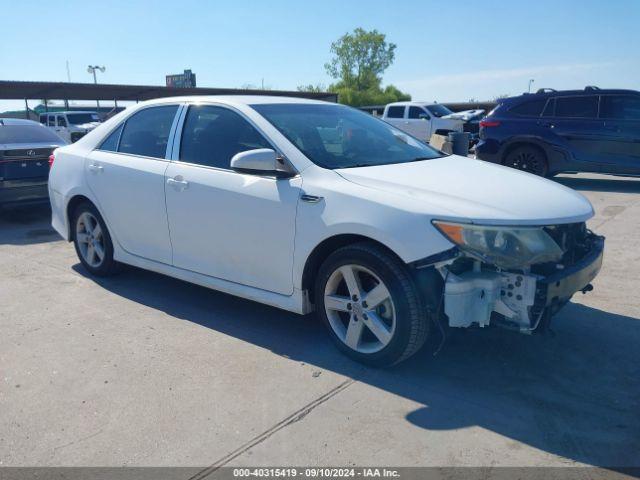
442, 109, 485, 121
73, 122, 101, 130
335, 156, 594, 225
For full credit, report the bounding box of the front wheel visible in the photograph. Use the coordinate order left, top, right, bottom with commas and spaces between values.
315, 242, 429, 367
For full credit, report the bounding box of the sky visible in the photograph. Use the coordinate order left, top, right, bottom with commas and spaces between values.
1, 0, 639, 112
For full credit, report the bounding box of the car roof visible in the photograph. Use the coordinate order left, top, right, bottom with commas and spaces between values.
386, 101, 437, 107
139, 95, 331, 107
0, 118, 44, 126
41, 111, 98, 115
504, 88, 640, 103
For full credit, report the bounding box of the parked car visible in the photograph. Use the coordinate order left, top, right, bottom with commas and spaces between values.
49, 97, 604, 366
381, 101, 464, 141
39, 111, 102, 143
475, 87, 640, 176
0, 118, 66, 207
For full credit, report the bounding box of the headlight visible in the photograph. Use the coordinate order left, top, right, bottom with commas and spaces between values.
433, 221, 564, 269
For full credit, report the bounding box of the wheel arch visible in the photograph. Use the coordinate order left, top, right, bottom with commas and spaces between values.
301, 234, 406, 305
65, 194, 100, 240
501, 139, 549, 165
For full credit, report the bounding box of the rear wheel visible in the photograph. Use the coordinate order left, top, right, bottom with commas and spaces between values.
315, 242, 429, 367
503, 145, 548, 176
72, 202, 120, 276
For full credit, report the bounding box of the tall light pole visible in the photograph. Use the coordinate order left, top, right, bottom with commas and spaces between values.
87, 65, 105, 111
528, 78, 535, 93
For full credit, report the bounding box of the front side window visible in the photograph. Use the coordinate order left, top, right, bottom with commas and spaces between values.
555, 96, 598, 118
600, 95, 640, 120
252, 103, 444, 169
118, 105, 178, 158
179, 105, 271, 169
408, 106, 428, 119
57, 116, 67, 127
386, 106, 405, 118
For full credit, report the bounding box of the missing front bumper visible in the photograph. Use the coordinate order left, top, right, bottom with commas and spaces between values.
442, 235, 604, 332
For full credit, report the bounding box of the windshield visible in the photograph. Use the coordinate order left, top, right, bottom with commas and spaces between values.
252, 103, 444, 169
0, 125, 64, 144
426, 104, 453, 117
67, 113, 101, 125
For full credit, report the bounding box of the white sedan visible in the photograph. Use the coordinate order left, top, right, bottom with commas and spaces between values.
48, 96, 604, 366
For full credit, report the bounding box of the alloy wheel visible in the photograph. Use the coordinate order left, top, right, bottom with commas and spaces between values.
76, 212, 105, 268
324, 264, 396, 354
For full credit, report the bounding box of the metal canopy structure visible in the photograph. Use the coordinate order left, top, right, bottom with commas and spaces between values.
0, 80, 338, 103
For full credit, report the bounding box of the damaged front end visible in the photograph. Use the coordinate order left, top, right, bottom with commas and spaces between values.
428, 221, 604, 333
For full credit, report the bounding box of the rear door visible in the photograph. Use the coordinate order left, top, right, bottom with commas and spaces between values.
405, 106, 431, 140
598, 94, 640, 174
542, 95, 604, 170
383, 105, 407, 131
85, 104, 180, 264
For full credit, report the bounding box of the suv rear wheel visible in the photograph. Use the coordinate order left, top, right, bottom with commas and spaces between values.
503, 145, 548, 176
314, 242, 429, 367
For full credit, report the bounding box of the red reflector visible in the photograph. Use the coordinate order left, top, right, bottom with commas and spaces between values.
480, 120, 501, 128
48, 154, 55, 168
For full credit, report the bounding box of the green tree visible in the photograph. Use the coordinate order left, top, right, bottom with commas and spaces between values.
324, 28, 410, 106
297, 83, 327, 93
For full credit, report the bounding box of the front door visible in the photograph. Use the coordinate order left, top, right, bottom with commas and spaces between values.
164, 104, 301, 295
85, 104, 180, 264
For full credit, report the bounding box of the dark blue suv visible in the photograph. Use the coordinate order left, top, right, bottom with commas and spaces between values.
475, 87, 640, 176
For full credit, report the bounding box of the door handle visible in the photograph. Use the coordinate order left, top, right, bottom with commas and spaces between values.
88, 164, 103, 173
167, 176, 189, 189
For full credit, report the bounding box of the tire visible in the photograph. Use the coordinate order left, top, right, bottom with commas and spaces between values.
503, 145, 548, 176
314, 242, 429, 367
72, 202, 120, 276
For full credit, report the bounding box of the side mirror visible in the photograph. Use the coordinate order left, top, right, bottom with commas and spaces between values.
419, 113, 430, 121
230, 148, 293, 177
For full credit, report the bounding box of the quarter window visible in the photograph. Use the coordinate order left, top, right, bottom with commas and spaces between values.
118, 105, 179, 159
510, 99, 547, 116
386, 106, 405, 118
179, 105, 271, 169
555, 96, 598, 118
600, 95, 640, 120
98, 124, 124, 152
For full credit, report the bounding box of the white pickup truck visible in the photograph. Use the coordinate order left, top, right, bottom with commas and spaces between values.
381, 101, 481, 142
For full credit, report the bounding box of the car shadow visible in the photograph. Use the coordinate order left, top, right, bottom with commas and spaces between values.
0, 203, 61, 245
72, 264, 640, 467
555, 175, 640, 194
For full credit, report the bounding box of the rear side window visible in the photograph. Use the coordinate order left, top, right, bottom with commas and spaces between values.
179, 105, 271, 169
408, 106, 428, 119
600, 95, 640, 120
118, 105, 178, 158
509, 99, 547, 117
386, 106, 405, 118
47, 115, 56, 126
555, 96, 598, 118
98, 124, 124, 152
